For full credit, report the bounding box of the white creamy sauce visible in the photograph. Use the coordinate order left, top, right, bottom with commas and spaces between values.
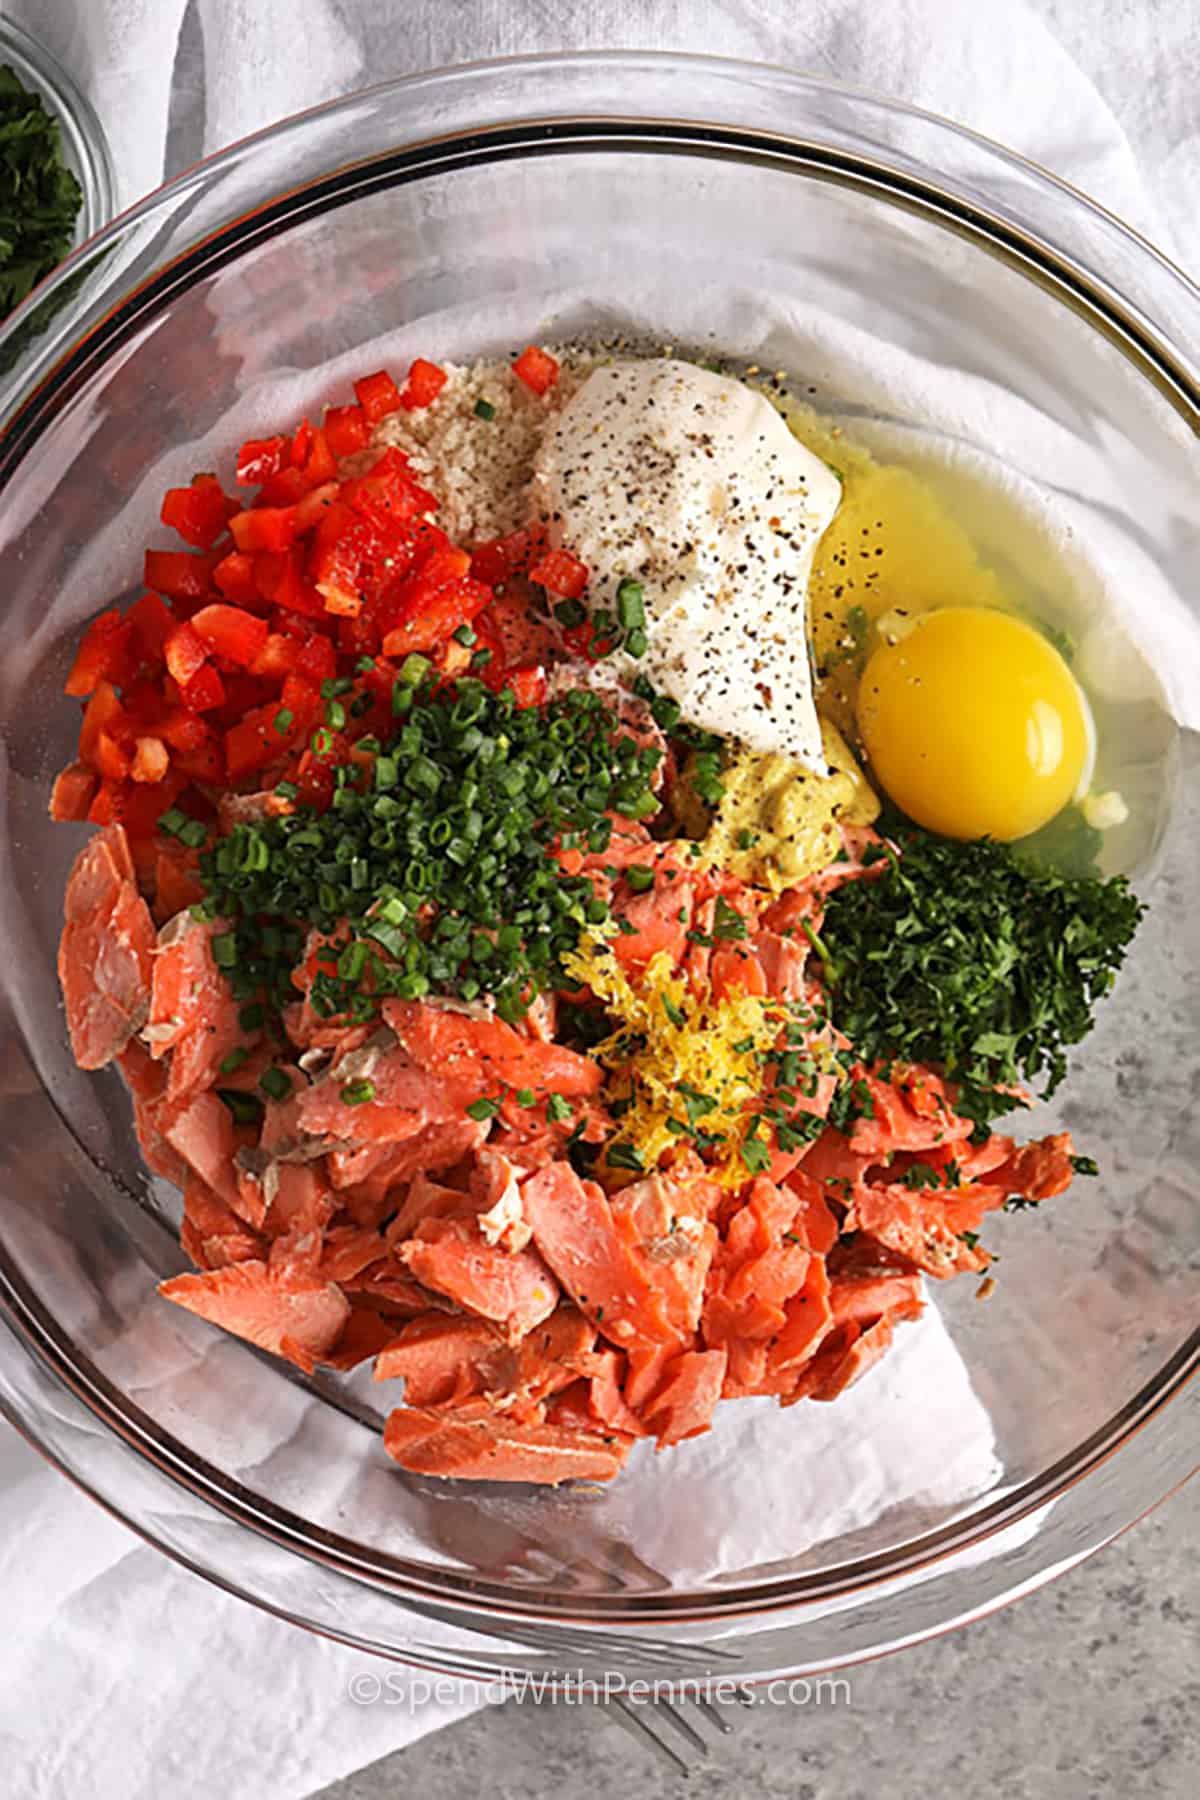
533, 359, 840, 769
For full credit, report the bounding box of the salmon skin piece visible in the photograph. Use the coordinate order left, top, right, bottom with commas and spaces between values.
58, 824, 156, 1068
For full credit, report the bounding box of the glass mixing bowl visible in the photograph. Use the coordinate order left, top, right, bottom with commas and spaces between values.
0, 54, 1195, 1685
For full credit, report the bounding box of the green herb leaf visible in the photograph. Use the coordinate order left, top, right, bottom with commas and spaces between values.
820, 831, 1144, 1132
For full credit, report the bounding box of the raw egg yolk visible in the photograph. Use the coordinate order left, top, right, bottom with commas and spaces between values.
856, 607, 1093, 841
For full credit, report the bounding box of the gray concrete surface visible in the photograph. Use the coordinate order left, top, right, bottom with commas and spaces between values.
313, 1481, 1197, 1800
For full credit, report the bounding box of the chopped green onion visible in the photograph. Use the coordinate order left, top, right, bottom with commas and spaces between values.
218, 1047, 249, 1075
178, 819, 207, 849
474, 398, 496, 420
466, 1096, 501, 1121
211, 933, 238, 968
157, 807, 187, 837
625, 866, 655, 893
340, 1079, 376, 1106
274, 708, 294, 735
553, 598, 587, 630
217, 1089, 263, 1126
615, 578, 645, 630
625, 627, 648, 659
546, 1094, 573, 1123
258, 1067, 292, 1101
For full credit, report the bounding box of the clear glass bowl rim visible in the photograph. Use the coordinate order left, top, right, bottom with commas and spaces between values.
0, 50, 1194, 1675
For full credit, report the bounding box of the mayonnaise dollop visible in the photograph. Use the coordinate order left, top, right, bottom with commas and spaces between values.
532, 359, 840, 768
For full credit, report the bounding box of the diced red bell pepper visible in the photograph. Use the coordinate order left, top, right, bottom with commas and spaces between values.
257, 464, 312, 507
128, 592, 175, 665
469, 523, 546, 587
280, 672, 323, 728
294, 756, 335, 813
213, 550, 261, 607
249, 632, 302, 681
190, 603, 269, 669
49, 762, 99, 822
118, 679, 163, 736
528, 546, 588, 599
292, 633, 337, 684
180, 663, 226, 713
382, 574, 490, 658
64, 609, 135, 698
155, 842, 204, 915
236, 434, 290, 486
354, 369, 404, 424
323, 403, 369, 456
144, 548, 221, 601
143, 543, 222, 601
174, 738, 225, 784
493, 663, 547, 709
131, 735, 170, 784
343, 448, 437, 524
92, 768, 189, 838
399, 358, 447, 411
255, 548, 327, 619
309, 504, 373, 614
512, 345, 559, 395
292, 480, 344, 534
300, 425, 337, 486
95, 729, 132, 782
225, 696, 309, 781
290, 418, 314, 468
376, 544, 472, 633
164, 621, 210, 688
78, 680, 127, 763
229, 505, 297, 554
87, 779, 125, 826
160, 707, 212, 753
160, 474, 236, 549
224, 707, 279, 781
336, 611, 381, 660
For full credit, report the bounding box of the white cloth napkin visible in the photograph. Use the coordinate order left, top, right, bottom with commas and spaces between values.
0, 4, 1194, 1798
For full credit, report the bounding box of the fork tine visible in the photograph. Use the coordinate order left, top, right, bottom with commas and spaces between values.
652, 1699, 710, 1756
609, 1696, 693, 1776
693, 1692, 736, 1735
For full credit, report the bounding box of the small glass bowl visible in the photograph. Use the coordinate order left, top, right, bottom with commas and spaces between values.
0, 16, 116, 248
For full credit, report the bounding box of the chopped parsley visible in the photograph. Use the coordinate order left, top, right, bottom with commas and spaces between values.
820, 831, 1143, 1134
0, 65, 83, 317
